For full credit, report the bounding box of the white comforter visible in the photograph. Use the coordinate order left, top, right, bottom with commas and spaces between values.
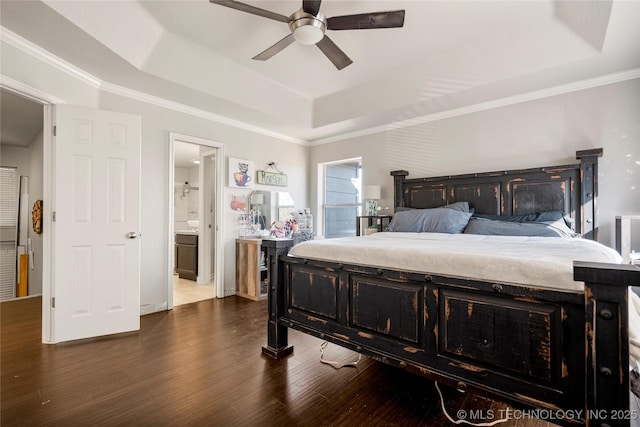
289, 232, 640, 368
289, 232, 622, 292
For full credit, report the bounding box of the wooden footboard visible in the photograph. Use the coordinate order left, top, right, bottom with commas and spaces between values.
262, 240, 640, 426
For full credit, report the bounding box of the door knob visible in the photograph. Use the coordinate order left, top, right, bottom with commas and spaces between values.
126, 232, 140, 239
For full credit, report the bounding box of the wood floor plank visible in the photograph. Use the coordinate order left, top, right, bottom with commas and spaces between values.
1, 296, 558, 426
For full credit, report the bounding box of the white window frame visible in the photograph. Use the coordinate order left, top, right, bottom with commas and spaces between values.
317, 157, 362, 238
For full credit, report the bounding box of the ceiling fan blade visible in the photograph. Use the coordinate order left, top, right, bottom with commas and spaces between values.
327, 10, 405, 30
316, 36, 353, 70
252, 34, 295, 61
302, 0, 322, 16
209, 0, 289, 23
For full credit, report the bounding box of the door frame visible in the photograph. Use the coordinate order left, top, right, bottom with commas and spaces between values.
0, 79, 63, 343
168, 133, 224, 307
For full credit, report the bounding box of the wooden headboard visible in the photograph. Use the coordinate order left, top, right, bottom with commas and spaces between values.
391, 148, 603, 239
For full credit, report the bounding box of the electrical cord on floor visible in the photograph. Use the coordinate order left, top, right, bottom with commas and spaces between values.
318, 342, 508, 425
435, 381, 510, 426
319, 341, 362, 369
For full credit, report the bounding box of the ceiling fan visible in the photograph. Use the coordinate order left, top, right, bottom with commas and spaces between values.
209, 0, 405, 70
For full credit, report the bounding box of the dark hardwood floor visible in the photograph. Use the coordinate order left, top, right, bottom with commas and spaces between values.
1, 296, 557, 426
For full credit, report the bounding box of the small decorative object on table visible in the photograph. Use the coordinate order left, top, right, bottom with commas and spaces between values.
363, 185, 381, 216
270, 220, 287, 238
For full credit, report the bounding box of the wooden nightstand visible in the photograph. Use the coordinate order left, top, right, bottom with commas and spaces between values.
356, 215, 393, 236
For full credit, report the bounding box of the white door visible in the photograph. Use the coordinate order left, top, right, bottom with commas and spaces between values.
53, 105, 141, 343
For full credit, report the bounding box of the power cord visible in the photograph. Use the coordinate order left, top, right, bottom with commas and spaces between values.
319, 341, 362, 369
435, 381, 510, 426
318, 342, 509, 426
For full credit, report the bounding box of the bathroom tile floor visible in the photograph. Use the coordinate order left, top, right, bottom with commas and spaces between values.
173, 274, 216, 306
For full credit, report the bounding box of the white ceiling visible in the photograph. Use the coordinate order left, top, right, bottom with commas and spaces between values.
1, 1, 639, 144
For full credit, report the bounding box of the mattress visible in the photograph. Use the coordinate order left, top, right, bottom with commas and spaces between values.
289, 232, 640, 368
288, 232, 623, 292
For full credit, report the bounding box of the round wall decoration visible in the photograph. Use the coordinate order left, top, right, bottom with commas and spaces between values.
32, 199, 43, 235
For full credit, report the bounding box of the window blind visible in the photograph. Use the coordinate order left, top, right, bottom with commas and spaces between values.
0, 167, 18, 227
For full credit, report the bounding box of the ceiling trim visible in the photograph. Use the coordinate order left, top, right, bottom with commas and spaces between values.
0, 74, 65, 105
3, 25, 638, 148
1, 27, 101, 89
310, 68, 640, 146
0, 26, 308, 146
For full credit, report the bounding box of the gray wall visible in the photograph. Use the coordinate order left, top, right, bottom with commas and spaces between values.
2, 42, 308, 313
311, 78, 640, 250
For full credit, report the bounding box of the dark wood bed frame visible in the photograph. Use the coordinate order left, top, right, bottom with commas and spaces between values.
262, 149, 640, 426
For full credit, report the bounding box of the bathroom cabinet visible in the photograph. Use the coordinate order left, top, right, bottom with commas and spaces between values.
175, 233, 198, 280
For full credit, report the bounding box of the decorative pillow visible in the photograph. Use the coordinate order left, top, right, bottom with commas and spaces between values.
443, 201, 470, 212
387, 208, 472, 234
473, 210, 574, 230
463, 217, 576, 238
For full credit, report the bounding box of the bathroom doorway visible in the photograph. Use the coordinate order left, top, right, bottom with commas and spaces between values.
168, 133, 224, 308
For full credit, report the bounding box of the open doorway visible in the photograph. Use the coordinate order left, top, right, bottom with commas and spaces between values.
168, 133, 224, 308
0, 88, 45, 303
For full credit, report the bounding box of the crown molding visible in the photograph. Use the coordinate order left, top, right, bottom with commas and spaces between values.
309, 68, 640, 146
0, 26, 308, 146
3, 26, 638, 148
0, 74, 65, 105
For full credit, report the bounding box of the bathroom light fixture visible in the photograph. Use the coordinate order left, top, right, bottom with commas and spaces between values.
191, 159, 200, 165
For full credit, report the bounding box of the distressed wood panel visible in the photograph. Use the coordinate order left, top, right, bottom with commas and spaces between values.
351, 277, 421, 344
290, 266, 338, 320
451, 183, 501, 215
440, 290, 558, 382
510, 179, 571, 216
406, 186, 446, 209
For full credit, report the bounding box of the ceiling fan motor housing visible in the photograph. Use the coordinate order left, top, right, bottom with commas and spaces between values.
289, 9, 326, 45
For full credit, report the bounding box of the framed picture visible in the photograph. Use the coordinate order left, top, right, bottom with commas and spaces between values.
228, 157, 254, 188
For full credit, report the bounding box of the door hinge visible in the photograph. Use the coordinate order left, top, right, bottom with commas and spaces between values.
53, 125, 57, 136
51, 297, 55, 308
52, 211, 56, 222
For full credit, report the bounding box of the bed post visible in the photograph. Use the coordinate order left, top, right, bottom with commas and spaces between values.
391, 170, 409, 209
576, 148, 603, 240
261, 238, 295, 359
575, 261, 640, 426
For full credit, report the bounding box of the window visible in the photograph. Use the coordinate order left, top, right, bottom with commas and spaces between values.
320, 159, 361, 238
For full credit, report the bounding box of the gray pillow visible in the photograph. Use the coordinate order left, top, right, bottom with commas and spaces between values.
473, 210, 574, 230
443, 201, 470, 212
463, 217, 576, 238
387, 208, 472, 233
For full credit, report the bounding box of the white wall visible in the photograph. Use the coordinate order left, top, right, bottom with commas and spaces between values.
2, 42, 308, 314
174, 167, 199, 232
311, 78, 640, 250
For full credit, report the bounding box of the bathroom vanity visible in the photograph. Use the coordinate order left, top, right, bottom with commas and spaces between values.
175, 231, 198, 280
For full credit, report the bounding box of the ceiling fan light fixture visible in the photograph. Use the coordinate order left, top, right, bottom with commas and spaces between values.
289, 9, 326, 45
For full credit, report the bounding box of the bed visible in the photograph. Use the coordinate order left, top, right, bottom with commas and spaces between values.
261, 149, 640, 426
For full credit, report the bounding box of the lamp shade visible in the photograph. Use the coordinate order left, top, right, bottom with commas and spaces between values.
363, 185, 381, 200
